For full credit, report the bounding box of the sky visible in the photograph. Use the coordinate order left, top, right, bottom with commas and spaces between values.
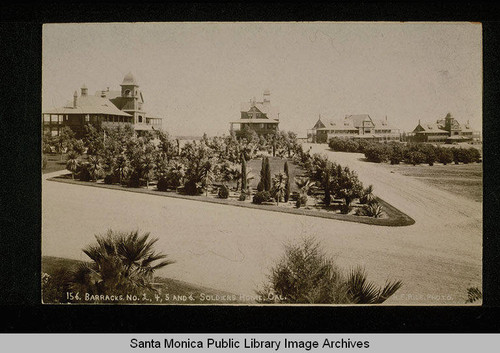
42, 22, 482, 137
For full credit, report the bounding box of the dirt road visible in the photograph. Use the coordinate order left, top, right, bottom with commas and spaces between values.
42, 145, 482, 305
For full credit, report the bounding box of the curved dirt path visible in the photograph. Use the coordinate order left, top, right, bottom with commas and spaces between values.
42, 148, 482, 305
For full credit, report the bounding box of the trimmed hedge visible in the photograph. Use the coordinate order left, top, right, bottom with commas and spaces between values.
328, 137, 482, 166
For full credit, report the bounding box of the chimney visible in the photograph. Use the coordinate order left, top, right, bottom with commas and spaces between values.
81, 84, 88, 97
263, 89, 271, 107
73, 91, 78, 108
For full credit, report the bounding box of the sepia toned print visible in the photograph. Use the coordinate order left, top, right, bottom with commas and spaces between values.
41, 22, 482, 305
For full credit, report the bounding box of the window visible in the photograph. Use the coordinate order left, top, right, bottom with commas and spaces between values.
138, 116, 143, 123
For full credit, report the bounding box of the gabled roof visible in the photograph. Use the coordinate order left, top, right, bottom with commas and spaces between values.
240, 101, 280, 120
95, 90, 121, 100
414, 122, 448, 134
230, 118, 279, 124
373, 119, 398, 131
344, 114, 373, 128
44, 94, 131, 117
312, 118, 326, 129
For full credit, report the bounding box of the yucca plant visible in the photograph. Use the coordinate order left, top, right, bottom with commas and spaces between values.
346, 266, 402, 304
465, 287, 482, 304
359, 185, 376, 205
362, 202, 383, 218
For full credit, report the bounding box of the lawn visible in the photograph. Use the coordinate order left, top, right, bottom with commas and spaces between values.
42, 154, 68, 174
42, 153, 89, 174
42, 256, 247, 304
379, 163, 482, 202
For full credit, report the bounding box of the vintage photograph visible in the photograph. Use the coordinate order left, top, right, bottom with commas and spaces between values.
41, 22, 482, 305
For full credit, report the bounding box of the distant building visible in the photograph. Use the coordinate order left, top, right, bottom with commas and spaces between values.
230, 90, 280, 137
43, 72, 162, 138
411, 113, 480, 143
308, 114, 400, 143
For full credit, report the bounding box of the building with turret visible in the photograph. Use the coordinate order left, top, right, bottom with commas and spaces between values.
230, 90, 280, 137
43, 72, 162, 138
411, 113, 480, 143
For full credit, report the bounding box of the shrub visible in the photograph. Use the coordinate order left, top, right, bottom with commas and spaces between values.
238, 192, 246, 201
157, 177, 169, 191
257, 180, 264, 192
405, 151, 426, 165
104, 174, 114, 185
253, 191, 272, 204
78, 164, 91, 181
468, 148, 481, 163
184, 179, 200, 195
340, 204, 352, 214
344, 139, 359, 152
256, 237, 402, 304
295, 194, 308, 208
127, 172, 141, 188
218, 185, 229, 199
437, 148, 453, 165
364, 144, 390, 163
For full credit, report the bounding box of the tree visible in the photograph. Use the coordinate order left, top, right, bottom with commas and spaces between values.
141, 154, 155, 188
272, 173, 287, 206
323, 166, 331, 206
330, 166, 363, 212
264, 157, 272, 191
66, 151, 80, 180
70, 230, 174, 297
241, 157, 247, 191
201, 157, 218, 197
55, 126, 76, 161
259, 157, 272, 192
114, 154, 129, 184
437, 148, 453, 165
87, 155, 103, 181
284, 161, 291, 203
84, 124, 105, 157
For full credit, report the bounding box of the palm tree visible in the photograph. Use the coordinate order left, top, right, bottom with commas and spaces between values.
66, 151, 79, 180
346, 266, 402, 304
295, 177, 314, 195
272, 173, 287, 206
114, 154, 129, 184
71, 230, 174, 296
201, 157, 218, 197
87, 155, 103, 181
140, 154, 155, 188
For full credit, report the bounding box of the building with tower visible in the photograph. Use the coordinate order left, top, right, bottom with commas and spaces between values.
43, 72, 162, 138
411, 113, 480, 143
229, 90, 280, 137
